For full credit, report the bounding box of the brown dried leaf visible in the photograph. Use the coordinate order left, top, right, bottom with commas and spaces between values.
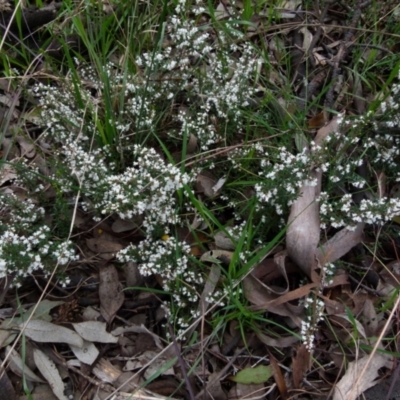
316, 223, 365, 265
287, 116, 362, 279
195, 171, 225, 198
243, 272, 304, 328
256, 331, 299, 348
99, 264, 124, 324
187, 133, 198, 153
123, 261, 143, 294
292, 344, 310, 389
86, 238, 124, 260
111, 217, 137, 233
268, 350, 288, 400
214, 229, 236, 250
308, 111, 328, 129
17, 136, 36, 158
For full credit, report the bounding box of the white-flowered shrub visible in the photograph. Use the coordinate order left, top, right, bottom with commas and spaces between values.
1, 0, 400, 340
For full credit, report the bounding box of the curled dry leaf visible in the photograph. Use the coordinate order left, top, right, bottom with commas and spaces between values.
333, 353, 392, 400
99, 264, 124, 324
316, 222, 365, 265
201, 249, 233, 264
33, 349, 68, 400
268, 351, 288, 400
195, 171, 225, 198
19, 320, 83, 348
243, 272, 304, 328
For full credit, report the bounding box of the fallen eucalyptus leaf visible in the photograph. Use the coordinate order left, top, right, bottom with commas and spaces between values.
86, 238, 124, 259
19, 320, 83, 348
99, 264, 125, 324
333, 353, 392, 400
214, 229, 236, 250
6, 346, 45, 383
33, 349, 68, 400
111, 218, 137, 233
70, 339, 99, 365
286, 171, 321, 279
72, 321, 118, 343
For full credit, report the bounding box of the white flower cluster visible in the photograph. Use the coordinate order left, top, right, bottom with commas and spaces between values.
252, 88, 400, 225
379, 71, 400, 129
32, 82, 95, 143
117, 236, 203, 308
135, 10, 257, 150
58, 142, 191, 233
254, 147, 313, 214
321, 262, 336, 287
300, 295, 325, 352
318, 192, 400, 230
0, 194, 77, 282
